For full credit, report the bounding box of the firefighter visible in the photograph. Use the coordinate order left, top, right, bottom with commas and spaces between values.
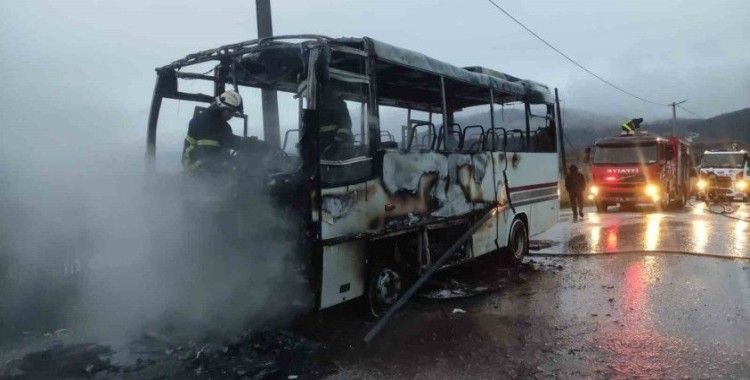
182, 90, 246, 174
565, 164, 587, 221
318, 89, 354, 160
621, 118, 643, 135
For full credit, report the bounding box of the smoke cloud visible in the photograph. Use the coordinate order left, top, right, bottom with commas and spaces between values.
0, 119, 310, 346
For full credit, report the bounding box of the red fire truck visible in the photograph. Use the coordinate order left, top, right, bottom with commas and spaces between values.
585, 133, 692, 212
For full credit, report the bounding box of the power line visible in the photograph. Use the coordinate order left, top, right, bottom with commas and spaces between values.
485, 0, 669, 107
676, 104, 706, 119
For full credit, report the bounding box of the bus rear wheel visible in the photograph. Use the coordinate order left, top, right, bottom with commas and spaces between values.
502, 217, 529, 265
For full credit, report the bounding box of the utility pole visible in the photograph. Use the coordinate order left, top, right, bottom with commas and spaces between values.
554, 88, 566, 175
670, 99, 687, 137
255, 0, 281, 148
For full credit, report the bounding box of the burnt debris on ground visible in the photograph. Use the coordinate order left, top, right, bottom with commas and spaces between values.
1, 330, 337, 379
0, 343, 118, 378
418, 255, 561, 300
167, 330, 337, 379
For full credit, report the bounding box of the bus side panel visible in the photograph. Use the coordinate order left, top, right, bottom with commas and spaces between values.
320, 241, 366, 309
504, 152, 559, 188
529, 198, 559, 236
320, 151, 504, 241
471, 207, 501, 257
504, 152, 559, 235
320, 180, 386, 241
471, 152, 509, 257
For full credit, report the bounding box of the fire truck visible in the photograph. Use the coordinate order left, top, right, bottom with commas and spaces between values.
585, 133, 691, 212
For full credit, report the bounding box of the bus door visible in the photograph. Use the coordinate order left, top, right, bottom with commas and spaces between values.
316, 55, 375, 309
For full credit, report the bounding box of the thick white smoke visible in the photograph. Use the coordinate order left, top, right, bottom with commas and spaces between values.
0, 119, 310, 345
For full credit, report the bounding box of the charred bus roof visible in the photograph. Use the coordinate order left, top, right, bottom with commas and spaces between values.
154, 35, 553, 110
463, 66, 553, 105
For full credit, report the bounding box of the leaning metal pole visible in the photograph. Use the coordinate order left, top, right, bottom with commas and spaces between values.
256, 0, 281, 148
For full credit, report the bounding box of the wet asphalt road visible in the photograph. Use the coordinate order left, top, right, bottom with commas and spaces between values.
308, 202, 750, 379
536, 202, 750, 258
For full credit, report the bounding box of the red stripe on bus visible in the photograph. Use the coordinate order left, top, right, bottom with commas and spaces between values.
508, 181, 558, 192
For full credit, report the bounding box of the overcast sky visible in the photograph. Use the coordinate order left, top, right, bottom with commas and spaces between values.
1, 0, 748, 156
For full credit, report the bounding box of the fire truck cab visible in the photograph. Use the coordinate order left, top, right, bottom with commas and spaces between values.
586, 133, 691, 212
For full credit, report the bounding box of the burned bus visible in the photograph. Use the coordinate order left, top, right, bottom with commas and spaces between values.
145, 35, 563, 316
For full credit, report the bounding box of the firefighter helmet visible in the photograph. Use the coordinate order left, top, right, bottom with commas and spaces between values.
216, 90, 242, 110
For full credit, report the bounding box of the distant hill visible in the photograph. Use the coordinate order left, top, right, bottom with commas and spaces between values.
645, 107, 750, 146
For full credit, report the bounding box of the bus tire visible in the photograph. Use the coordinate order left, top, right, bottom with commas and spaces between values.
502, 217, 529, 265
677, 191, 687, 208
364, 257, 403, 319
659, 190, 671, 211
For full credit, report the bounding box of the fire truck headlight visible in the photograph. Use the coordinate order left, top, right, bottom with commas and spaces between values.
697, 179, 707, 190
645, 184, 659, 197
737, 180, 748, 191
590, 185, 599, 196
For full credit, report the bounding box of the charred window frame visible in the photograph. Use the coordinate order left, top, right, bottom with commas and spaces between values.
317, 44, 376, 188
527, 102, 557, 153
450, 88, 495, 153
146, 38, 328, 170
440, 77, 512, 152
371, 59, 444, 153
485, 89, 508, 151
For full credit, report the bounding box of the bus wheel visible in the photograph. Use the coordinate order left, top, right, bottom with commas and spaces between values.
659, 191, 671, 211
677, 191, 687, 208
595, 202, 608, 213
503, 217, 529, 265
366, 259, 403, 318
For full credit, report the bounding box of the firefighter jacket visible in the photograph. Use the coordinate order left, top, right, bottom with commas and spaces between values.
182, 105, 243, 173
621, 118, 643, 134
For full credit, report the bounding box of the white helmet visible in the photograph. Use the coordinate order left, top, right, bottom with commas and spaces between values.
216, 90, 242, 110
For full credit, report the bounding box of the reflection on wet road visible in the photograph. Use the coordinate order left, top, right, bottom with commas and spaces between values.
535, 202, 750, 258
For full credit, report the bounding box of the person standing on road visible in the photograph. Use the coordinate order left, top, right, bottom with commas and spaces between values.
565, 164, 586, 221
